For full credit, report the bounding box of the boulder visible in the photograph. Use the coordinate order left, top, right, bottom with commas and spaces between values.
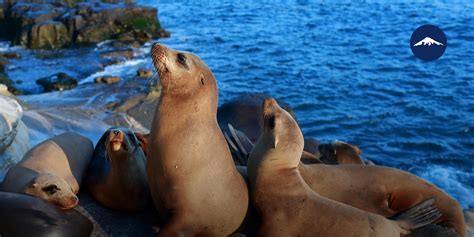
36, 72, 78, 92
28, 20, 71, 49
3, 1, 169, 49
136, 68, 153, 78
95, 75, 120, 84
76, 24, 113, 44
100, 48, 134, 59
0, 96, 29, 180
0, 52, 21, 59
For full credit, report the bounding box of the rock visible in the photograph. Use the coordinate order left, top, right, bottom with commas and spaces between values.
136, 68, 153, 78
465, 209, 474, 237
0, 72, 22, 95
100, 48, 134, 59
0, 56, 8, 72
95, 75, 120, 84
0, 96, 29, 179
76, 24, 113, 44
36, 72, 78, 92
3, 1, 169, 49
28, 20, 71, 49
0, 52, 21, 59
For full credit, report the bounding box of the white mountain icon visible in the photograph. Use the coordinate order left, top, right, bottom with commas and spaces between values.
413, 37, 444, 47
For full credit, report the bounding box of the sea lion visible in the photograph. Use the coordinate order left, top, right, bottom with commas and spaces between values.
298, 164, 467, 236
218, 93, 321, 162
147, 44, 248, 236
85, 127, 149, 211
0, 191, 93, 237
247, 98, 441, 237
318, 140, 365, 165
1, 132, 93, 209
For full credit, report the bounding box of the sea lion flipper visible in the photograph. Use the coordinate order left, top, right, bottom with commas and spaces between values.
226, 124, 254, 166
389, 197, 442, 230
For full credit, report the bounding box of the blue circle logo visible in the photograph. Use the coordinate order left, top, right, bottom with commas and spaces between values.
410, 24, 447, 61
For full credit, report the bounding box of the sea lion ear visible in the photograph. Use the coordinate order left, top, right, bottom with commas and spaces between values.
200, 74, 206, 85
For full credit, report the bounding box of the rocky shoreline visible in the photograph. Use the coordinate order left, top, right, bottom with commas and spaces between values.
0, 0, 168, 95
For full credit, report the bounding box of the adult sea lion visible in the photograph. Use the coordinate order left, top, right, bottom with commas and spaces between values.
85, 127, 149, 211
0, 192, 93, 237
247, 98, 441, 237
147, 44, 248, 236
1, 132, 93, 209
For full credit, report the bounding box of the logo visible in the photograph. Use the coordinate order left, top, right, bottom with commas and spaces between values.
410, 25, 447, 61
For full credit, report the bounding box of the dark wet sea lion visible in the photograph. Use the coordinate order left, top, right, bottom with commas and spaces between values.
85, 127, 149, 211
1, 132, 93, 209
147, 44, 248, 236
247, 98, 441, 237
0, 192, 93, 237
218, 93, 320, 160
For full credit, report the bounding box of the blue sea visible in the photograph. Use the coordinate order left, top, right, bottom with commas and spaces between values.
2, 1, 473, 208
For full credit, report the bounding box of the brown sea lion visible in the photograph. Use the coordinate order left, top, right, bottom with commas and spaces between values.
85, 127, 149, 211
299, 164, 467, 236
318, 140, 365, 165
1, 132, 93, 209
147, 44, 248, 236
247, 98, 441, 237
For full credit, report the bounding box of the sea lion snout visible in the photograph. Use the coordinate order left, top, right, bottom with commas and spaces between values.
151, 43, 169, 75
108, 129, 125, 152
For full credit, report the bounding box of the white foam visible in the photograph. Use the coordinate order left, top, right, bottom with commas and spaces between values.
80, 59, 147, 84
415, 164, 474, 209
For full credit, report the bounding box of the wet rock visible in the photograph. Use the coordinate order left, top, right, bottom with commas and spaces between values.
100, 48, 134, 59
0, 96, 29, 177
76, 24, 113, 44
0, 52, 21, 59
0, 56, 8, 72
3, 0, 169, 49
0, 72, 22, 95
136, 68, 153, 78
95, 75, 120, 84
36, 72, 78, 92
29, 20, 71, 49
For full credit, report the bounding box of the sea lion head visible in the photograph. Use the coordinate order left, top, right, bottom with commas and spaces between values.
24, 173, 78, 209
260, 98, 304, 167
319, 140, 363, 165
150, 43, 216, 98
104, 128, 146, 161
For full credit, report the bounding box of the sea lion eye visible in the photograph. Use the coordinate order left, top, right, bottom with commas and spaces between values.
266, 115, 275, 129
177, 53, 187, 65
42, 185, 60, 195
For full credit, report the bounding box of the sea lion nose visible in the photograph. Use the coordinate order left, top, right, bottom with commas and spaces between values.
113, 130, 120, 136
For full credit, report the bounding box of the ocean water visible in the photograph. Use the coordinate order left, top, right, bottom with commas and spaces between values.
1, 1, 472, 208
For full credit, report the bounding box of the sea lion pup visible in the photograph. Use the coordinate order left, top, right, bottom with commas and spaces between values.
85, 127, 149, 211
247, 98, 441, 237
1, 132, 93, 209
147, 44, 248, 236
